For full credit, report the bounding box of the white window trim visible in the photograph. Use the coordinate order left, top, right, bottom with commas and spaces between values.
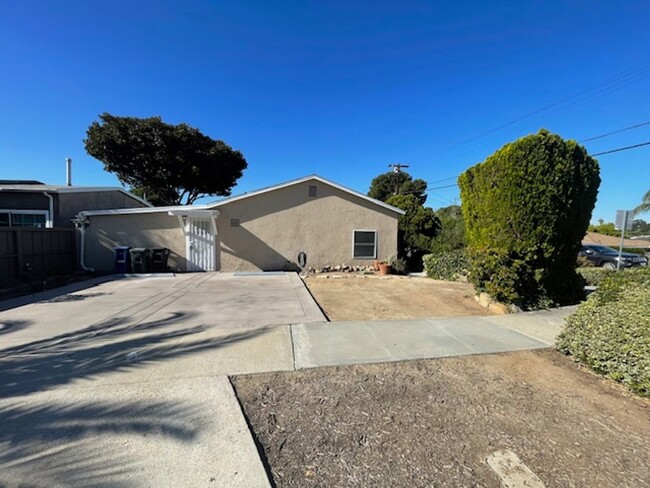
352, 229, 377, 260
0, 209, 50, 228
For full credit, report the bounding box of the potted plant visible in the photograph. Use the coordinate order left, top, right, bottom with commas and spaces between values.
377, 257, 392, 276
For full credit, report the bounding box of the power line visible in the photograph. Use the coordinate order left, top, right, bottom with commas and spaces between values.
592, 141, 650, 156
580, 120, 650, 142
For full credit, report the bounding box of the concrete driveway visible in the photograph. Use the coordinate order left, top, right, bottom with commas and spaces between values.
0, 272, 325, 488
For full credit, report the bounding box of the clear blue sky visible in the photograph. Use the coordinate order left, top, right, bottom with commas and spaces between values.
1, 1, 649, 222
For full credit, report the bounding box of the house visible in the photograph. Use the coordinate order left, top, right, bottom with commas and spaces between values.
0, 180, 150, 228
77, 175, 405, 272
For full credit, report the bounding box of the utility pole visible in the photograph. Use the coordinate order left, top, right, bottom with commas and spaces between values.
388, 163, 410, 195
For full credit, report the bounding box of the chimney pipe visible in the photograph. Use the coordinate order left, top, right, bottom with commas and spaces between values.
66, 158, 72, 186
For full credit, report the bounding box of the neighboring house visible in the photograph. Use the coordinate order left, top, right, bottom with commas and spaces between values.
0, 180, 150, 228
78, 175, 404, 272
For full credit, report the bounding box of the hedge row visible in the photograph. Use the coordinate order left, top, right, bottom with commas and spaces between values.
576, 267, 613, 286
556, 267, 650, 397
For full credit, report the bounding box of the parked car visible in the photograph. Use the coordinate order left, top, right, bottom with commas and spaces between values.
579, 244, 648, 269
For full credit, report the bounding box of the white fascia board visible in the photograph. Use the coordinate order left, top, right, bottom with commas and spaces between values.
78, 204, 212, 217
207, 175, 406, 215
167, 209, 220, 217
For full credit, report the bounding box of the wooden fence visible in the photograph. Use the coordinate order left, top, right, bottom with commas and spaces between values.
0, 228, 76, 286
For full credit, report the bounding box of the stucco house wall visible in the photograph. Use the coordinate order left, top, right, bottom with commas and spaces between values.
84, 213, 187, 272
216, 180, 398, 271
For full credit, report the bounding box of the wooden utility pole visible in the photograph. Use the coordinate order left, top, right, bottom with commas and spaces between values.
388, 163, 410, 195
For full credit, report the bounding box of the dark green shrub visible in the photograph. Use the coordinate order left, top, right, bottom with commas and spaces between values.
623, 248, 647, 256
458, 129, 600, 308
556, 267, 650, 397
431, 205, 466, 253
576, 267, 613, 286
389, 256, 408, 275
423, 250, 469, 281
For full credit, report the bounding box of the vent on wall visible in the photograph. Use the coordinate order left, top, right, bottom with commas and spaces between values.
308, 185, 318, 198
230, 218, 240, 227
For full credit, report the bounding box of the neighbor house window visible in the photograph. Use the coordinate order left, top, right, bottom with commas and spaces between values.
353, 230, 377, 259
230, 218, 240, 227
308, 185, 318, 198
0, 210, 48, 228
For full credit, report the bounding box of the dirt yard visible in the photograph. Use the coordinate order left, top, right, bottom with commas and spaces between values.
233, 349, 650, 488
303, 274, 495, 321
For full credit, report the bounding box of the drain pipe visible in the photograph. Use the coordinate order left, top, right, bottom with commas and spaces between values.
73, 213, 95, 272
42, 192, 54, 228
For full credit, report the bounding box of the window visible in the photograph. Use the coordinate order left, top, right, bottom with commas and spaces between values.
353, 230, 377, 259
0, 210, 48, 228
308, 185, 318, 198
230, 218, 240, 227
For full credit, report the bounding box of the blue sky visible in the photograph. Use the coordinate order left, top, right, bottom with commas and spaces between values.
1, 1, 649, 222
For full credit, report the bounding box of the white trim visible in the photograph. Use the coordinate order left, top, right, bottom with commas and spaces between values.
168, 209, 220, 217
207, 175, 406, 215
352, 229, 378, 259
0, 209, 50, 228
79, 204, 213, 217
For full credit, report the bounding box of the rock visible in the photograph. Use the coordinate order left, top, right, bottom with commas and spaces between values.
489, 302, 509, 314
478, 292, 493, 308
508, 303, 523, 314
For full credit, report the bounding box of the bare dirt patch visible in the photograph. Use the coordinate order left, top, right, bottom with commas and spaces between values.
303, 274, 495, 321
233, 349, 650, 488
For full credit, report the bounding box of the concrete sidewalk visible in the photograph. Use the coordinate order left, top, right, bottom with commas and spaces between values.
291, 307, 574, 369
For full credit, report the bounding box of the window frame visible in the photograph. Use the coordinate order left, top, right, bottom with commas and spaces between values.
352, 229, 377, 260
0, 209, 50, 228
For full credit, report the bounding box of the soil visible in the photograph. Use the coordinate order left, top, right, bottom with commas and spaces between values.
303, 274, 495, 321
233, 349, 650, 488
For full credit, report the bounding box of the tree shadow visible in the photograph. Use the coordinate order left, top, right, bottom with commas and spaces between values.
0, 319, 32, 337
0, 310, 272, 486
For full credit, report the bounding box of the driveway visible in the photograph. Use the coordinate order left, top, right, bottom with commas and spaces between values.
0, 272, 325, 488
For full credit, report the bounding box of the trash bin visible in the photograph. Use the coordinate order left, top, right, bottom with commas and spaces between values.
150, 247, 170, 272
129, 248, 151, 273
114, 246, 131, 273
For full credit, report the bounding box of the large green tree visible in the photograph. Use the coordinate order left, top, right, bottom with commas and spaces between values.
431, 204, 466, 253
368, 170, 428, 205
385, 194, 441, 270
459, 129, 600, 307
84, 113, 247, 205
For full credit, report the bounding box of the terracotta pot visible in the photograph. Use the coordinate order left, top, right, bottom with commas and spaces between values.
373, 259, 380, 271
378, 263, 392, 276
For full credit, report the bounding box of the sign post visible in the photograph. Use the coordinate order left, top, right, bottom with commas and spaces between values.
615, 210, 634, 271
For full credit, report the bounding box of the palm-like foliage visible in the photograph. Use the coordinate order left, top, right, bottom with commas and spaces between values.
634, 189, 650, 215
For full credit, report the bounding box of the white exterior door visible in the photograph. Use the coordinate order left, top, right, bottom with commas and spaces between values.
187, 216, 215, 271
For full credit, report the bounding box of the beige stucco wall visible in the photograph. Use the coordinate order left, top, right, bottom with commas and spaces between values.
84, 213, 187, 272
58, 191, 147, 228
216, 180, 399, 271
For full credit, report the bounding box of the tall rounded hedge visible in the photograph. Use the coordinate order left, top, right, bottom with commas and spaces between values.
458, 130, 600, 307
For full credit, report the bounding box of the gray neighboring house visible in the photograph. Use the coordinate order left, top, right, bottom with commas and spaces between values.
78, 175, 405, 273
0, 180, 150, 228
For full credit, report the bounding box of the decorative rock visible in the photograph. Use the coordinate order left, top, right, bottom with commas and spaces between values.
489, 302, 509, 315
478, 292, 493, 308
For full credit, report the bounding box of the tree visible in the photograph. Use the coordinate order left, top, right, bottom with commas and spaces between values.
431, 205, 466, 253
634, 189, 650, 215
385, 194, 441, 270
84, 113, 247, 205
587, 222, 620, 237
368, 171, 428, 204
458, 129, 600, 307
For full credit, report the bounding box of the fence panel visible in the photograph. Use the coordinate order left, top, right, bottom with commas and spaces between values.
0, 228, 76, 286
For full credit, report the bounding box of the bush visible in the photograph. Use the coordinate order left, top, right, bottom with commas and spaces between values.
423, 250, 469, 281
556, 267, 650, 397
623, 248, 647, 256
576, 267, 613, 286
458, 129, 600, 308
389, 256, 408, 275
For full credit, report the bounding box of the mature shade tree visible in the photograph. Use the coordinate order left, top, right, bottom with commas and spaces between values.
368, 171, 428, 205
459, 129, 600, 307
431, 205, 466, 253
385, 194, 441, 270
84, 113, 247, 205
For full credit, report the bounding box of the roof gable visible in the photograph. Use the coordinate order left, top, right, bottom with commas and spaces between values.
207, 175, 406, 215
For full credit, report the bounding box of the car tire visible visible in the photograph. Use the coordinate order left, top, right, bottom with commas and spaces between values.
602, 262, 617, 270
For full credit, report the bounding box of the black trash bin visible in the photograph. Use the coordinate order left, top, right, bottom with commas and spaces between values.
114, 246, 131, 273
129, 248, 151, 273
150, 248, 170, 272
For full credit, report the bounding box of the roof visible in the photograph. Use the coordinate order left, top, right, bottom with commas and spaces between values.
583, 231, 650, 249
0, 184, 152, 207
78, 175, 406, 217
